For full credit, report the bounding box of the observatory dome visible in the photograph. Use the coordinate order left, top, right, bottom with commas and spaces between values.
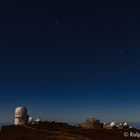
103, 123, 107, 126
29, 117, 33, 122
86, 117, 100, 124
123, 122, 128, 127
36, 118, 41, 122
110, 122, 116, 127
14, 106, 28, 125
15, 106, 27, 117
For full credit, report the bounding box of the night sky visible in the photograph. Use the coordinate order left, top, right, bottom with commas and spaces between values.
0, 1, 140, 123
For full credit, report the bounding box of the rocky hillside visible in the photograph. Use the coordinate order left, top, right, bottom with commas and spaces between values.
0, 122, 139, 140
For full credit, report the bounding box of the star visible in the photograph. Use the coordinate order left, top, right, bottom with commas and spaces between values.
119, 50, 124, 54
119, 49, 128, 55
56, 20, 58, 24
55, 16, 63, 24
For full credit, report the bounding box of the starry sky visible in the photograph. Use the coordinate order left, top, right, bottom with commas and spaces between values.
0, 1, 140, 123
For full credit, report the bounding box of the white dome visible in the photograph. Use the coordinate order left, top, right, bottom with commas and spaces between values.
119, 123, 122, 126
29, 117, 33, 120
123, 122, 128, 127
15, 106, 28, 118
28, 117, 33, 122
36, 118, 41, 122
110, 122, 116, 127
15, 106, 27, 114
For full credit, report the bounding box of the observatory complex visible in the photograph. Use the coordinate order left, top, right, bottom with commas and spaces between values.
14, 106, 41, 125
81, 117, 131, 129
14, 106, 132, 130
14, 106, 29, 125
81, 117, 101, 129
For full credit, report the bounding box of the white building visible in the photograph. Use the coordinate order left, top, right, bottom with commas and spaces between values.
14, 106, 29, 125
28, 117, 33, 123
35, 118, 41, 123
110, 122, 116, 127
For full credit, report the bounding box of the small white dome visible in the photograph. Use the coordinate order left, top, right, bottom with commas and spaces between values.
29, 117, 33, 122
119, 123, 122, 126
36, 118, 41, 122
103, 123, 107, 125
123, 122, 128, 127
110, 122, 116, 127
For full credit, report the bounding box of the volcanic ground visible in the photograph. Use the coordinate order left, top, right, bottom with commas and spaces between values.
0, 122, 139, 140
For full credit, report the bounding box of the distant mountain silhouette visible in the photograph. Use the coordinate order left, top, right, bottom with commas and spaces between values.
129, 122, 140, 129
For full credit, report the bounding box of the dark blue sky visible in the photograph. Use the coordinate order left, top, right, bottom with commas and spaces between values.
0, 1, 140, 123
